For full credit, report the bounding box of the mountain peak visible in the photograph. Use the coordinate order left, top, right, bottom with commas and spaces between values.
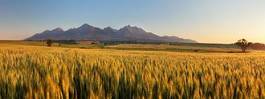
43, 30, 51, 33
123, 25, 138, 29
81, 23, 90, 27
104, 26, 114, 30
52, 28, 64, 32
79, 24, 95, 29
124, 25, 132, 28
119, 25, 146, 33
104, 27, 117, 31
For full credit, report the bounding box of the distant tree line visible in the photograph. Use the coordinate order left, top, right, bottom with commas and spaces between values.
28, 39, 256, 53
55, 40, 79, 44
101, 41, 236, 48
44, 40, 79, 47
100, 41, 204, 45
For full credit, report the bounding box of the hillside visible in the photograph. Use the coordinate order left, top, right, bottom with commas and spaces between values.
250, 43, 265, 50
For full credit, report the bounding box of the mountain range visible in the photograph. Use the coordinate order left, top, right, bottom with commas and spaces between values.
26, 24, 197, 43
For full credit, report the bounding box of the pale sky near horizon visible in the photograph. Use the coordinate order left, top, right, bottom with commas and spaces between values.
0, 0, 265, 43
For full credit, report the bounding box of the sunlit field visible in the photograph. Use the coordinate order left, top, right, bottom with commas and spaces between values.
0, 44, 265, 99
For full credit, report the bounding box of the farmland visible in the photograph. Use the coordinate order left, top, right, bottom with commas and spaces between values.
0, 42, 265, 99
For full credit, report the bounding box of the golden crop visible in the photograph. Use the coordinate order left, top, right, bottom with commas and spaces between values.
0, 45, 265, 99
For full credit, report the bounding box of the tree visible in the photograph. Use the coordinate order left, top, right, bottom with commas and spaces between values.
235, 39, 252, 52
46, 39, 53, 47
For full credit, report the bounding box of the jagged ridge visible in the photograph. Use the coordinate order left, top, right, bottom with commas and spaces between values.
26, 24, 197, 43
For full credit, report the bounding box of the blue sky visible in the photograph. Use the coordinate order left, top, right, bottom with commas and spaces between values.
0, 0, 265, 43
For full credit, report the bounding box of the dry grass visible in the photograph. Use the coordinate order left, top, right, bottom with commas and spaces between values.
0, 45, 264, 99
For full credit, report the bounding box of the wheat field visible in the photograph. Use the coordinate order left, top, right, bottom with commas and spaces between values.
0, 45, 265, 99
